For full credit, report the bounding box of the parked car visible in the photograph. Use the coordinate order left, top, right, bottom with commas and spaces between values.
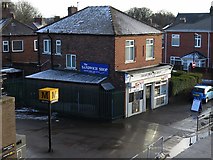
192, 85, 213, 103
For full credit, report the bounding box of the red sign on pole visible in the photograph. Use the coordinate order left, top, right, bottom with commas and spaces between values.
192, 62, 196, 68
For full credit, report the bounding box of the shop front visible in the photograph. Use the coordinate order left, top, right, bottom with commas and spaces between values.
124, 64, 173, 117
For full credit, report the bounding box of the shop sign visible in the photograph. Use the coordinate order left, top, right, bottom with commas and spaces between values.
80, 62, 109, 76
39, 88, 59, 103
130, 81, 144, 92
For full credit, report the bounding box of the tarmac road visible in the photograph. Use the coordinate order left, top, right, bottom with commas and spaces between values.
16, 96, 212, 158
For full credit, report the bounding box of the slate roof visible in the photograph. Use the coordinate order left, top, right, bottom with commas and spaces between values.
37, 6, 161, 35
0, 18, 36, 36
26, 69, 107, 84
165, 13, 213, 32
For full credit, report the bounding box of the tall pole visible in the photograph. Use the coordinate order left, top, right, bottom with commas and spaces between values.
48, 102, 52, 152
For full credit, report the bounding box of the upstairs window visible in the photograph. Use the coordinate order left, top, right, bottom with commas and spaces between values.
12, 40, 23, 52
171, 34, 180, 47
146, 39, 154, 60
56, 40, 61, 55
3, 41, 9, 52
194, 34, 201, 48
34, 40, 38, 51
43, 39, 51, 54
125, 40, 135, 63
66, 54, 76, 69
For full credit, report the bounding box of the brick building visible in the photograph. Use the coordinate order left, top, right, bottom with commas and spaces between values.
1, 0, 39, 75
27, 6, 172, 118
163, 3, 213, 70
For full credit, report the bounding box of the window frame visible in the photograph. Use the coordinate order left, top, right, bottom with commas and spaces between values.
146, 38, 154, 60
125, 40, 135, 63
3, 41, 9, 52
12, 40, 24, 52
43, 39, 51, 54
194, 34, 202, 48
171, 34, 180, 47
55, 40, 61, 55
34, 40, 38, 51
66, 54, 76, 69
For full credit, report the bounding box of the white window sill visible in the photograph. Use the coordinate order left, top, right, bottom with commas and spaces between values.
146, 58, 155, 61
171, 45, 180, 47
65, 67, 77, 70
42, 52, 51, 55
55, 53, 62, 56
125, 60, 136, 64
12, 50, 24, 52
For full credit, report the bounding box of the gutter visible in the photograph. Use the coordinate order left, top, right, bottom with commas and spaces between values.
207, 32, 210, 67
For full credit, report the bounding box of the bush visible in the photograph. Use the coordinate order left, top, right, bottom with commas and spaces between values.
171, 71, 202, 96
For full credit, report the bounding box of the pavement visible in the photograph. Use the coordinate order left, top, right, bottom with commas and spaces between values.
15, 96, 213, 159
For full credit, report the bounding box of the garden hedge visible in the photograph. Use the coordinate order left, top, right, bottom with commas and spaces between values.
171, 71, 202, 96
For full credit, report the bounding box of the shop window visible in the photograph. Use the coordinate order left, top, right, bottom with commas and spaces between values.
155, 86, 160, 96
156, 97, 165, 105
129, 92, 134, 103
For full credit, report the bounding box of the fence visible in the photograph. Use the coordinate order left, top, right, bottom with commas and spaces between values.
131, 136, 164, 159
197, 111, 213, 132
3, 77, 125, 120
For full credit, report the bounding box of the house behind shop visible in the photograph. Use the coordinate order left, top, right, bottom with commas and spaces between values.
26, 6, 173, 119
163, 2, 213, 70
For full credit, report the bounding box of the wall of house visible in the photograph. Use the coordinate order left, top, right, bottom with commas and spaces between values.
38, 34, 126, 90
115, 34, 163, 71
2, 35, 38, 66
210, 33, 213, 68
165, 32, 209, 63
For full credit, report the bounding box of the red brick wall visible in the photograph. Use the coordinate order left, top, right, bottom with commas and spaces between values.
210, 33, 213, 68
38, 34, 125, 90
2, 35, 38, 66
165, 32, 209, 63
115, 34, 162, 71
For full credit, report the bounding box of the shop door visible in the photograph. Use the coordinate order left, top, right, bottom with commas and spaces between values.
146, 85, 152, 110
132, 92, 140, 113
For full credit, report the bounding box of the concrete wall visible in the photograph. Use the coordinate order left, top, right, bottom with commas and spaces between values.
0, 96, 17, 159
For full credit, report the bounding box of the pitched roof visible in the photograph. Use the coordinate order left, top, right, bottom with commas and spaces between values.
165, 13, 213, 32
181, 51, 207, 60
0, 18, 36, 36
37, 6, 161, 35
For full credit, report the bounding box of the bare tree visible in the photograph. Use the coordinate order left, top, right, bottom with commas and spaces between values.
12, 0, 42, 24
126, 7, 153, 24
152, 10, 175, 28
126, 7, 175, 29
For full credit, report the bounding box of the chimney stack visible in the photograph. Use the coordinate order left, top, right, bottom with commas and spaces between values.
68, 6, 78, 16
1, 1, 14, 19
210, 1, 213, 15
